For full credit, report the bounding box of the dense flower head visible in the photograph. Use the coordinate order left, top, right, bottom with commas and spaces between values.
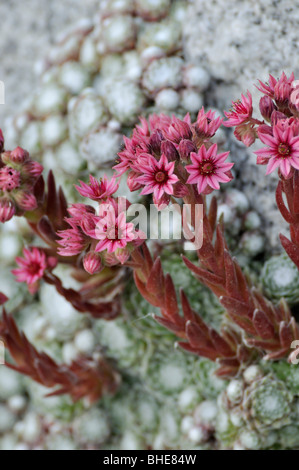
223, 72, 299, 179
186, 143, 233, 194
113, 109, 230, 206
0, 137, 43, 223
255, 121, 299, 177
223, 91, 253, 127
136, 153, 179, 200
256, 72, 295, 100
195, 107, 223, 139
12, 247, 57, 294
75, 174, 119, 201
57, 177, 145, 271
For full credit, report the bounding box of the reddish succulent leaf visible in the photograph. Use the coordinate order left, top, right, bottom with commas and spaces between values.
134, 272, 161, 307
223, 249, 239, 298
293, 171, 299, 214
208, 196, 217, 232
182, 256, 223, 286
164, 274, 180, 321
245, 338, 280, 351
264, 348, 290, 361
37, 216, 57, 245
186, 320, 212, 350
276, 181, 294, 224
253, 309, 276, 340
210, 329, 235, 357
279, 234, 299, 269
0, 311, 120, 403
220, 296, 251, 320
146, 257, 165, 299
177, 341, 219, 360
154, 315, 186, 337
279, 321, 294, 349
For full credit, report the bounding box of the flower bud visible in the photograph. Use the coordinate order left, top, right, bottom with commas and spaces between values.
102, 251, 119, 267
169, 119, 192, 143
149, 129, 164, 154
274, 81, 291, 110
14, 191, 37, 211
234, 123, 256, 147
83, 251, 103, 274
153, 193, 170, 210
178, 139, 196, 161
271, 110, 287, 125
259, 96, 276, 121
22, 160, 43, 178
161, 140, 179, 162
47, 256, 58, 269
127, 172, 143, 192
10, 147, 29, 164
114, 247, 130, 264
173, 181, 188, 198
0, 198, 16, 223
1, 151, 12, 165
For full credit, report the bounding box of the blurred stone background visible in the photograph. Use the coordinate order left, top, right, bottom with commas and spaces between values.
0, 0, 99, 123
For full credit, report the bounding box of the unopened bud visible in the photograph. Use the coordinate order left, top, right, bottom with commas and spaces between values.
271, 110, 287, 125
10, 147, 29, 164
115, 247, 130, 264
149, 129, 164, 154
22, 160, 43, 178
0, 198, 16, 223
83, 251, 103, 274
14, 191, 37, 211
274, 81, 291, 109
161, 140, 179, 162
178, 139, 196, 161
127, 172, 143, 192
259, 96, 276, 121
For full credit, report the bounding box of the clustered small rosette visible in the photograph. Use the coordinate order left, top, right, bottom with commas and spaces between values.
113, 109, 234, 207
224, 72, 299, 178
0, 134, 43, 222
57, 176, 145, 274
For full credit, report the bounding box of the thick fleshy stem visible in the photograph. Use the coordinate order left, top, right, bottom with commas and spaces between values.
131, 244, 253, 378
0, 309, 121, 403
22, 171, 124, 318
276, 170, 299, 269
181, 192, 299, 361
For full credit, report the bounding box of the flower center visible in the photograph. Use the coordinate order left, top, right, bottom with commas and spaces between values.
278, 143, 291, 157
29, 262, 43, 276
200, 160, 215, 175
0, 167, 21, 191
155, 171, 167, 183
107, 224, 121, 240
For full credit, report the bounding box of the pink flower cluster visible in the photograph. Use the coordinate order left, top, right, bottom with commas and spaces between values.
12, 247, 57, 294
57, 176, 144, 274
224, 72, 299, 178
114, 109, 233, 206
0, 136, 43, 223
